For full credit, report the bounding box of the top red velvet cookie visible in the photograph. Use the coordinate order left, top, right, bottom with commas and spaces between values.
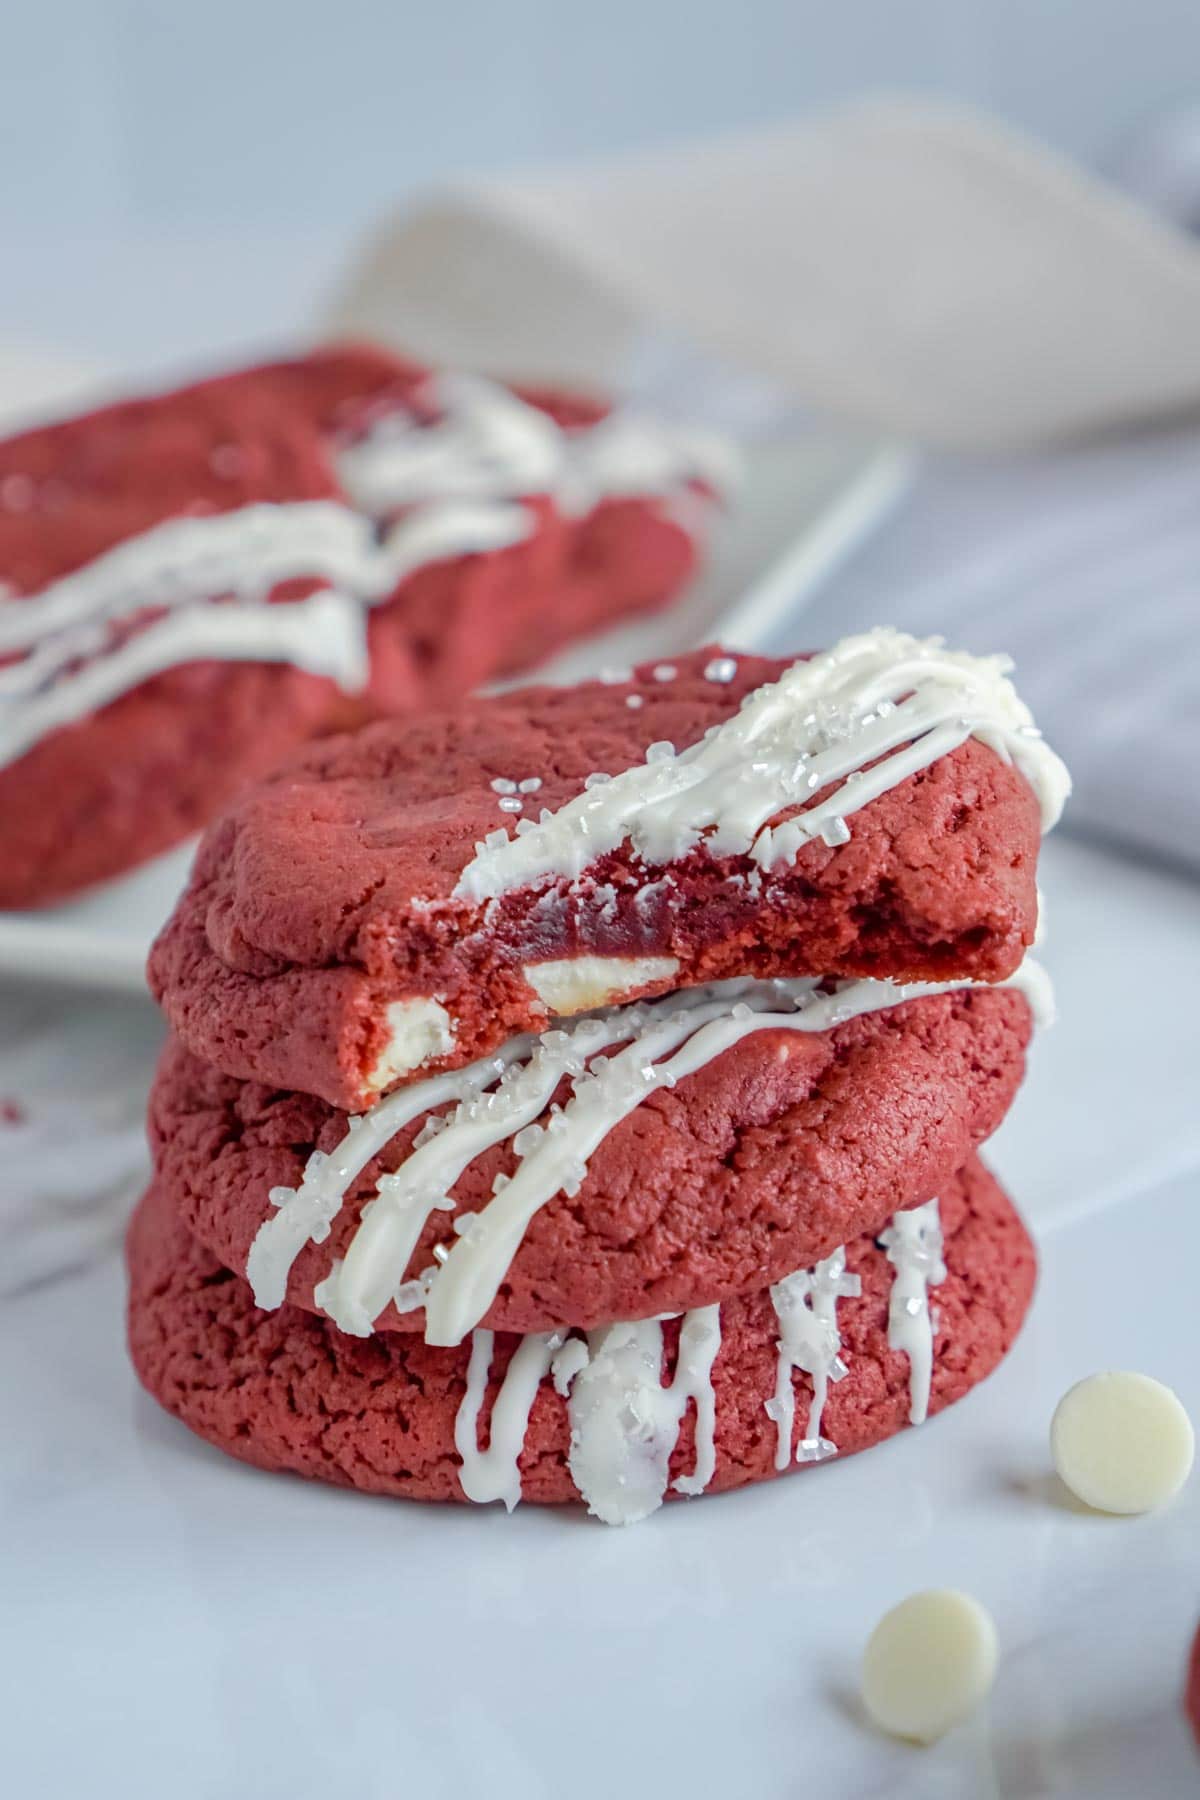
149, 633, 1068, 1111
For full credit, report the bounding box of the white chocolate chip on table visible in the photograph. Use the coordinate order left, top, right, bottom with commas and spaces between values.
861, 1589, 998, 1744
1050, 1371, 1194, 1514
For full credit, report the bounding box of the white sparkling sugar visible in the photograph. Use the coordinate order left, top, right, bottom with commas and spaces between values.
767, 1247, 861, 1469
879, 1199, 947, 1425
248, 959, 1045, 1349
564, 1306, 723, 1524
1, 373, 730, 768
452, 628, 1072, 902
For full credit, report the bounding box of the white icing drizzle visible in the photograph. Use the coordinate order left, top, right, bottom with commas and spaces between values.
451, 1191, 956, 1521
0, 589, 367, 769
879, 1199, 947, 1425
0, 497, 528, 769
247, 960, 1047, 1348
0, 501, 371, 658
564, 1305, 723, 1525
309, 1014, 631, 1336
336, 373, 737, 518
336, 375, 563, 514
0, 374, 726, 768
247, 1048, 530, 1312
766, 1247, 862, 1470
454, 1327, 561, 1510
453, 628, 1071, 902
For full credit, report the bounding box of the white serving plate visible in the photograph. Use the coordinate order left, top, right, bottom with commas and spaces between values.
0, 436, 909, 991
4, 833, 1200, 1798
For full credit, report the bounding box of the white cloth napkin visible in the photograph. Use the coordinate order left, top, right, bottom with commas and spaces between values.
327, 97, 1200, 450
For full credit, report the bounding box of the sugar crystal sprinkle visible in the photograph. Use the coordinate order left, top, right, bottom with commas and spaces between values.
625, 694, 644, 709
498, 796, 524, 814
490, 777, 518, 794
652, 663, 678, 682
518, 777, 542, 793
704, 656, 738, 683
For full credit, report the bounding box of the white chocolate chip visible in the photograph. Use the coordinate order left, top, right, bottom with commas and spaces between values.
1050, 1371, 1194, 1514
861, 1589, 998, 1744
524, 954, 680, 1016
365, 997, 455, 1092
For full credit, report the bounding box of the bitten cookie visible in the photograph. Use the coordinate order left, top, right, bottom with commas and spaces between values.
149, 635, 1066, 1111
126, 1155, 1036, 1522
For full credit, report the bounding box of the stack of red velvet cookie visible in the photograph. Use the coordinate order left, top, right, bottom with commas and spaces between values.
131, 631, 1068, 1524
0, 344, 726, 906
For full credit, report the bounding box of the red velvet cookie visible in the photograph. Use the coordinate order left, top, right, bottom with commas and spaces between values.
150, 645, 1050, 1110
126, 1154, 1036, 1516
0, 346, 709, 907
149, 983, 1032, 1337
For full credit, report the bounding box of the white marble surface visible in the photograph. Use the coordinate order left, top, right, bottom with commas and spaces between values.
3, 832, 1199, 1798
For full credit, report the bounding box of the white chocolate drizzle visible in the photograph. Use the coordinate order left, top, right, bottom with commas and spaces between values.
454, 1327, 561, 1510
879, 1199, 947, 1425
0, 374, 728, 768
452, 1194, 957, 1521
336, 373, 737, 518
766, 1247, 862, 1470
453, 628, 1071, 902
246, 960, 1048, 1348
564, 1306, 723, 1525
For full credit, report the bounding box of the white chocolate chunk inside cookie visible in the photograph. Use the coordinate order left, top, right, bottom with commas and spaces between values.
366, 997, 455, 1092
861, 1589, 998, 1744
1051, 1371, 1194, 1514
524, 954, 680, 1016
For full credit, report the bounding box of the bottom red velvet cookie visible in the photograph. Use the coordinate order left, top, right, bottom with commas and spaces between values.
127, 1155, 1035, 1522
